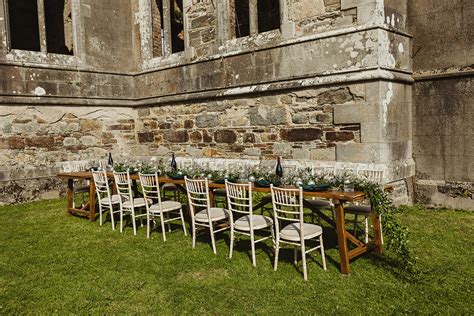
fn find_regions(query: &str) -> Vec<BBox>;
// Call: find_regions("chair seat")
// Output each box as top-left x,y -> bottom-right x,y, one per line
306,199 -> 332,208
213,188 -> 227,196
234,215 -> 273,231
123,198 -> 150,208
149,200 -> 182,213
162,183 -> 178,190
345,205 -> 371,215
195,207 -> 228,223
280,223 -> 323,241
100,194 -> 121,205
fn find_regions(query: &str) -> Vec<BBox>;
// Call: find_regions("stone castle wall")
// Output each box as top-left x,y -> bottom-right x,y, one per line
409,0 -> 474,209
0,0 -> 427,207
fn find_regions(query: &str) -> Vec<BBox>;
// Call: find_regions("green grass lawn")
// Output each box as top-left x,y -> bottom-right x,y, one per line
0,199 -> 473,314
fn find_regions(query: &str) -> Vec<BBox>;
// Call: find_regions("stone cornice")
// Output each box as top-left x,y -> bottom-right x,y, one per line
1,67 -> 413,106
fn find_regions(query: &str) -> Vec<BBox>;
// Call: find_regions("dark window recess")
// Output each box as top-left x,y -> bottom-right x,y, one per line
170,0 -> 184,53
7,0 -> 41,51
234,0 -> 250,38
257,0 -> 280,33
44,0 -> 74,55
151,0 -> 165,57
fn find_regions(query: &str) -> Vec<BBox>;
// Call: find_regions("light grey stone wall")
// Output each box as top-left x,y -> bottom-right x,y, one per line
409,0 -> 474,209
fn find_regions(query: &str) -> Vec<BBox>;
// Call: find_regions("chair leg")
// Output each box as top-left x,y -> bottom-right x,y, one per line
379,214 -> 384,245
229,226 -> 234,259
192,221 -> 197,249
120,209 -> 124,233
209,223 -> 217,254
131,210 -> 137,236
274,241 -> 280,271
365,216 -> 369,244
250,232 -> 256,267
160,213 -> 167,242
146,213 -> 151,239
179,208 -> 187,236
320,235 -> 327,271
99,204 -> 103,226
301,241 -> 308,281
293,246 -> 298,265
110,208 -> 116,230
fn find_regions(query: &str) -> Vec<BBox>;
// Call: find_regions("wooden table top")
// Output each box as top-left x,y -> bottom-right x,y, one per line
57,171 -> 365,202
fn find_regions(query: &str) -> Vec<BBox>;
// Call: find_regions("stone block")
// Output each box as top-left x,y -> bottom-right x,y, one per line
25,136 -> 55,148
249,106 -> 288,126
0,136 -> 25,149
214,130 -> 237,144
79,136 -> 97,146
292,148 -> 310,160
196,113 -> 219,128
310,147 -> 336,161
292,113 -> 309,124
325,131 -> 354,142
63,137 -> 78,147
189,131 -> 202,143
336,142 -> 390,163
164,131 -> 189,143
280,128 -> 323,142
243,133 -> 256,143
137,132 -> 154,143
243,147 -> 261,156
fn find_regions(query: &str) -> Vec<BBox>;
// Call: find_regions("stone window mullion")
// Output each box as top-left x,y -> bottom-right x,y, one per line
249,0 -> 258,35
162,0 -> 172,57
37,0 -> 47,52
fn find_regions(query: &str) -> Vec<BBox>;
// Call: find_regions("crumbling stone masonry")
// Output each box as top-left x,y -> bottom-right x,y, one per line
0,0 -> 472,209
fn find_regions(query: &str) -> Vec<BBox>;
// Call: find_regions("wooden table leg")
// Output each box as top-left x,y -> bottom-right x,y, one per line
67,178 -> 74,216
89,180 -> 96,222
371,207 -> 383,254
334,200 -> 350,275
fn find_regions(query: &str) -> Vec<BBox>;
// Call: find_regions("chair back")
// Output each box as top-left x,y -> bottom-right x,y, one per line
184,177 -> 210,218
92,170 -> 113,205
139,172 -> 162,210
113,170 -> 134,208
225,181 -> 252,217
271,185 -> 305,238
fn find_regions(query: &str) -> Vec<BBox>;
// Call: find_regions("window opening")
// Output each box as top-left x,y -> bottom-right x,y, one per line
44,0 -> 74,55
170,0 -> 184,53
7,0 -> 41,51
233,0 -> 250,38
257,0 -> 280,33
151,0 -> 165,57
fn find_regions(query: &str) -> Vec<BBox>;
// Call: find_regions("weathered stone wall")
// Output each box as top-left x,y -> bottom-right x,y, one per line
409,0 -> 474,209
0,0 -> 417,206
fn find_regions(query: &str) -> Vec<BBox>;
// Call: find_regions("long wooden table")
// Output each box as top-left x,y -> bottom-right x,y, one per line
57,171 -> 383,275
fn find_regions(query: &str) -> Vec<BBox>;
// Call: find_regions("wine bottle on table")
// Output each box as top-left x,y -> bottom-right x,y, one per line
171,153 -> 177,172
108,152 -> 114,169
275,156 -> 283,179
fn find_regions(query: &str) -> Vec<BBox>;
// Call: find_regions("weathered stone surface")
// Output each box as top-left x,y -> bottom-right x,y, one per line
159,122 -> 172,129
214,130 -> 237,144
189,131 -> 202,143
137,132 -> 154,143
292,113 -> 309,124
325,131 -> 354,142
280,128 -> 323,142
249,106 -> 287,126
196,113 -> 219,128
25,136 -> 55,148
243,133 -> 256,143
317,87 -> 355,105
0,137 -> 25,149
184,120 -> 194,129
164,130 -> 188,143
